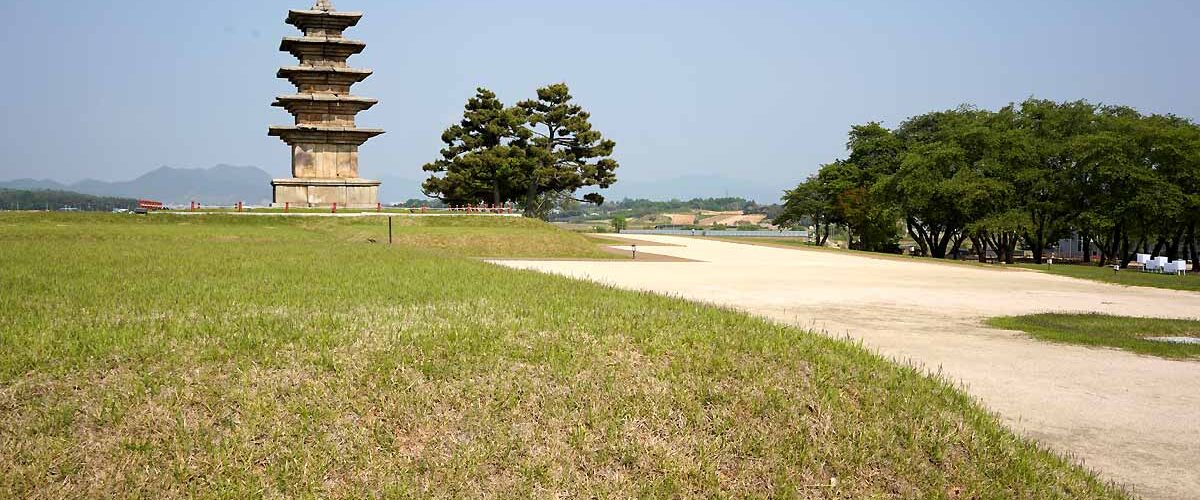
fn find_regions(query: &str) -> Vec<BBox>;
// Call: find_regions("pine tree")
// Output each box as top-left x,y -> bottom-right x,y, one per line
516,83 -> 619,218
422,88 -> 531,206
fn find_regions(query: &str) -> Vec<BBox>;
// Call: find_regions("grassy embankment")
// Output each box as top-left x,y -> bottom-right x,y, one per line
0,213 -> 1123,497
988,314 -> 1200,359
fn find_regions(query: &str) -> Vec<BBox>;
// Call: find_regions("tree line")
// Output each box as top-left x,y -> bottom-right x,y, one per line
777,98 -> 1200,270
421,83 -> 619,219
0,189 -> 139,212
555,197 -> 778,221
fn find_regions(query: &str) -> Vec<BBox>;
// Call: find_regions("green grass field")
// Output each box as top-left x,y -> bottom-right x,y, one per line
0,214 -> 1124,497
988,314 -> 1200,359
1017,263 -> 1200,293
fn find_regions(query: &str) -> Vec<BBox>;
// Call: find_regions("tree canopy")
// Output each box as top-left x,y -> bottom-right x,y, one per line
517,83 -> 619,217
421,84 -> 619,219
421,88 -> 532,206
780,98 -> 1200,269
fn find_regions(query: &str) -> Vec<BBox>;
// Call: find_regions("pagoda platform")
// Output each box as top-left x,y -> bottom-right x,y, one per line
271,178 -> 380,209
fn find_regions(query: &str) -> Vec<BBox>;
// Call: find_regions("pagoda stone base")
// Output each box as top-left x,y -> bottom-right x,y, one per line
272,178 -> 380,208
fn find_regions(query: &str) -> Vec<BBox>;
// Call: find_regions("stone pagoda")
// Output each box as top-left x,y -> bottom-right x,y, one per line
269,0 -> 383,208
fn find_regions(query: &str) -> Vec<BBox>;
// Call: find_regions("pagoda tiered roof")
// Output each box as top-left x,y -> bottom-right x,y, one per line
285,9 -> 363,32
269,0 -> 383,176
279,36 -> 366,62
272,94 -> 379,119
269,125 -> 384,146
276,66 -> 374,94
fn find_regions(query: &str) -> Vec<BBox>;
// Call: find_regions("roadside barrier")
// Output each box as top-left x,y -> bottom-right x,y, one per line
172,201 -> 518,215
446,203 -> 516,214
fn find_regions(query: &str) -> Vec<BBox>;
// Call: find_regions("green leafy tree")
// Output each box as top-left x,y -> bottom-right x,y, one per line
1075,108 -> 1184,265
1009,99 -> 1099,263
884,107 -> 996,258
776,175 -> 834,245
422,88 -> 532,206
832,123 -> 903,252
611,215 -> 628,232
786,97 -> 1200,268
517,83 -> 619,218
1137,114 -> 1200,265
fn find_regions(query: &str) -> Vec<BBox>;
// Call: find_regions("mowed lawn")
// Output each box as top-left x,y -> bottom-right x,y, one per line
989,313 -> 1200,359
1017,263 -> 1200,293
0,214 -> 1123,498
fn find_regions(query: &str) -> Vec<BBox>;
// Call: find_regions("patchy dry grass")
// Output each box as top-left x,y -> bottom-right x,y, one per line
988,313 -> 1200,359
0,213 -> 1125,497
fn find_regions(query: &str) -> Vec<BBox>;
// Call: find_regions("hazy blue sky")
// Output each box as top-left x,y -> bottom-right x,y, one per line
1,0 -> 1197,196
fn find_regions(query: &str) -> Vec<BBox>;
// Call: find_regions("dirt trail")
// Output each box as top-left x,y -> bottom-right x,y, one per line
496,235 -> 1200,500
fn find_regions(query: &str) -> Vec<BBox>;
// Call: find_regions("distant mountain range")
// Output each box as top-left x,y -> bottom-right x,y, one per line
0,165 -> 273,206
0,167 -> 787,206
0,165 -> 426,206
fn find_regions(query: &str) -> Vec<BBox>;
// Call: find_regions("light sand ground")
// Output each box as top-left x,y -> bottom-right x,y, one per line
496,235 -> 1200,500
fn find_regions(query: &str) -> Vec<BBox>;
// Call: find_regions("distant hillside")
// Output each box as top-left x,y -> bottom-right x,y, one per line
601,174 -> 788,204
0,165 -> 272,206
0,188 -> 139,211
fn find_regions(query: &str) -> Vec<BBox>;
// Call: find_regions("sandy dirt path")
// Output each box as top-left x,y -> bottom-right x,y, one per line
496,235 -> 1200,499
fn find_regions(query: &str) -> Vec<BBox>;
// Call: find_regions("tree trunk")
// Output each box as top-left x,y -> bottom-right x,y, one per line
525,124 -> 558,218
523,178 -> 539,217
930,226 -> 952,259
1099,225 -> 1120,267
1189,221 -> 1198,274
492,179 -> 501,207
949,232 -> 967,260
1022,214 -> 1050,264
1120,228 -> 1135,267
1151,238 -> 1167,259
907,217 -> 931,257
1167,229 -> 1185,260
987,233 -> 1014,264
1029,220 -> 1046,264
972,234 -> 988,263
